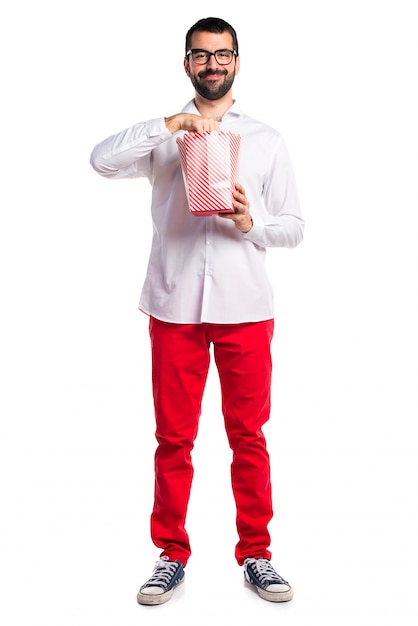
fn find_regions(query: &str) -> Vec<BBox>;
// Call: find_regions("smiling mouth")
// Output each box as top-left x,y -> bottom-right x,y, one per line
199,71 -> 227,79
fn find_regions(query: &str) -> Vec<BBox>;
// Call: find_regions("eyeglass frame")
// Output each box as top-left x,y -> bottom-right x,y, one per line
186,48 -> 238,65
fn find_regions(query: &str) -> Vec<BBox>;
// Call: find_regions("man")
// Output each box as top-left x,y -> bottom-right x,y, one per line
90,17 -> 304,605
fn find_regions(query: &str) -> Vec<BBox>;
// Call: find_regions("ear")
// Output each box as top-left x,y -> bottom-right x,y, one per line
184,57 -> 191,77
234,55 -> 240,76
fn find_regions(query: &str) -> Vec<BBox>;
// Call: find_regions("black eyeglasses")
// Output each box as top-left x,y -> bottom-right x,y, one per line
186,48 -> 237,65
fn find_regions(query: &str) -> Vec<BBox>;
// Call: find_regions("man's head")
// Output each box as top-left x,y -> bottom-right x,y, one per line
185,17 -> 239,56
184,17 -> 240,101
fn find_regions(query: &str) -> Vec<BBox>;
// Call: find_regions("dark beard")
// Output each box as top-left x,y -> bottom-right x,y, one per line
190,70 -> 235,101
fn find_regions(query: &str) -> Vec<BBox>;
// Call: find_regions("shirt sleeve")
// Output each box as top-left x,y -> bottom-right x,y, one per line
243,135 -> 305,249
89,117 -> 172,179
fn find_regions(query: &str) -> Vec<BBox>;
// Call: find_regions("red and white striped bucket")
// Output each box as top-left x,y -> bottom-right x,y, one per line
177,131 -> 241,215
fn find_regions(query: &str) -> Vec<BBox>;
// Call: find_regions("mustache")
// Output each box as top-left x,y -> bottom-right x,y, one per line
198,69 -> 227,78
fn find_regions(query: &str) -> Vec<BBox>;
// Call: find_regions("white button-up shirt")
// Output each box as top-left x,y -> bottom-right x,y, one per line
90,100 -> 304,324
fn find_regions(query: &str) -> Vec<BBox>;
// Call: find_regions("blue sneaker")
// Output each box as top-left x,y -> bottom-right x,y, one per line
137,556 -> 185,605
244,558 -> 293,602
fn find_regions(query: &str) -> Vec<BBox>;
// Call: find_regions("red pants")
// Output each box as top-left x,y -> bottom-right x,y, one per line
149,316 -> 275,566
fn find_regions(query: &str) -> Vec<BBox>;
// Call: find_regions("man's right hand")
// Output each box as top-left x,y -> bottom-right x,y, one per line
165,113 -> 220,134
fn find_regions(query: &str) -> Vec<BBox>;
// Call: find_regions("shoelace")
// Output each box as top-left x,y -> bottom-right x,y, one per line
145,558 -> 179,587
248,559 -> 288,585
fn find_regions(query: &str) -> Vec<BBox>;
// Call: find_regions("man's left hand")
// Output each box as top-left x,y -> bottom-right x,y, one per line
219,183 -> 253,233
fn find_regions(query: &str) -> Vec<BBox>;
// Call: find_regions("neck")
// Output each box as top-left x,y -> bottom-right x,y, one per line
193,94 -> 234,122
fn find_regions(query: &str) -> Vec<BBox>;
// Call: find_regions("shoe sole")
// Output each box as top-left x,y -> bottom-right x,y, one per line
256,585 -> 294,603
245,578 -> 294,603
137,576 -> 185,606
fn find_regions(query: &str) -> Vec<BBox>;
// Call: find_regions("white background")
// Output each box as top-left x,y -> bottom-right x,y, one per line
1,1 -> 417,624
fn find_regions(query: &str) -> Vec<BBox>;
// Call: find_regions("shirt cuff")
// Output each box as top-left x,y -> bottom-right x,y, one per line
243,214 -> 265,246
147,117 -> 172,139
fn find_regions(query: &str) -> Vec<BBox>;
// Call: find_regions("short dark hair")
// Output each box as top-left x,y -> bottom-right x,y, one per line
185,17 -> 239,56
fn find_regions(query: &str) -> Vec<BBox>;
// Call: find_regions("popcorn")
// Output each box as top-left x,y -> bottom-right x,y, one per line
177,130 -> 241,215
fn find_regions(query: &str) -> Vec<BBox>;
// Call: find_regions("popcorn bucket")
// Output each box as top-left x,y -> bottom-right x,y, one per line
176,130 -> 241,215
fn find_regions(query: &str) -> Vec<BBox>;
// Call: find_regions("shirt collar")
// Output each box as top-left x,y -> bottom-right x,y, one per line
182,99 -> 244,121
